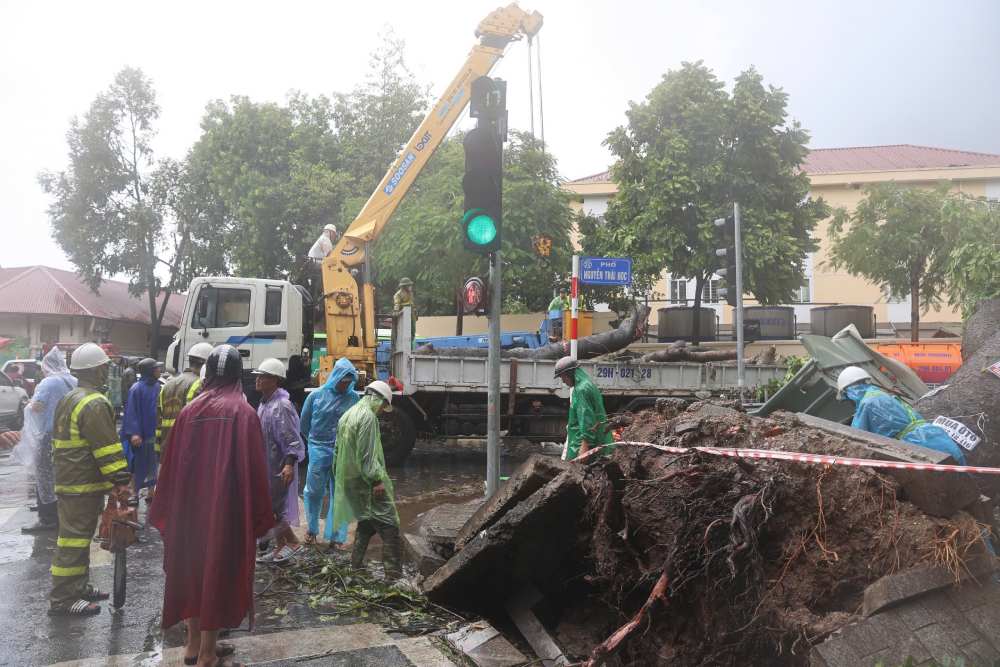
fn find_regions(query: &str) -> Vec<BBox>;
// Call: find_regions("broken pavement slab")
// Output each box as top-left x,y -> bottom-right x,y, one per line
505,585 -> 571,667
403,531 -> 447,577
781,411 -> 981,516
454,454 -> 570,550
423,470 -> 585,611
862,553 -> 999,617
446,621 -> 528,667
418,498 -> 483,554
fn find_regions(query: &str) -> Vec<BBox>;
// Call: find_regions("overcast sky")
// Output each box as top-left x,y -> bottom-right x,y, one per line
2,0 -> 998,272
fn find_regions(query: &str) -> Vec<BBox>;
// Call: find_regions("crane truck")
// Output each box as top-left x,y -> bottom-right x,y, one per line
166,4 -> 788,463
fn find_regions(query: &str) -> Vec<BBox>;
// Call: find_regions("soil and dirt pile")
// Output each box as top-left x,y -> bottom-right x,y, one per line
549,403 -> 989,665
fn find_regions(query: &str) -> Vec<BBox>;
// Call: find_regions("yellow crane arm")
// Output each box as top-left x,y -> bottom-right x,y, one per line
320,3 -> 542,378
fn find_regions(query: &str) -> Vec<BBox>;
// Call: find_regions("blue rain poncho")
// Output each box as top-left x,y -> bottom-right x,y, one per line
844,383 -> 966,464
300,357 -> 360,541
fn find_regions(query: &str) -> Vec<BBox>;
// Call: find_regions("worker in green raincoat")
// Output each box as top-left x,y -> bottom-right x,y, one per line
332,380 -> 403,579
555,356 -> 615,461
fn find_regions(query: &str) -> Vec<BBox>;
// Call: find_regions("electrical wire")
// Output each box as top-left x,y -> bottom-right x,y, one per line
536,34 -> 546,151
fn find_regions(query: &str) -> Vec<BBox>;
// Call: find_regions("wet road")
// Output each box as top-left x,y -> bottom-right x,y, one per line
0,439 -> 536,666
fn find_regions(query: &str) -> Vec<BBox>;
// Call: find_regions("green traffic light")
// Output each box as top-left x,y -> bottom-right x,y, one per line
464,209 -> 498,246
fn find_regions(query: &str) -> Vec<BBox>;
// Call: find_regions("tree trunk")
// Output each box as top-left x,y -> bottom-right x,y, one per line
641,345 -> 737,363
146,283 -> 161,358
691,274 -> 705,344
909,267 -> 920,342
455,284 -> 464,336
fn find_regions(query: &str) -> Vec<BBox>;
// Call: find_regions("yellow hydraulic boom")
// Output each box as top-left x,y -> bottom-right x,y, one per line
319,4 -> 543,379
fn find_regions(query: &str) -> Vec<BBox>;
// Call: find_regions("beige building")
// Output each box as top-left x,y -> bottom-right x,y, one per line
563,145 -> 1000,337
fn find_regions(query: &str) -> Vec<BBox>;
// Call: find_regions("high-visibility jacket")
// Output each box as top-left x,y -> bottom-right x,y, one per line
157,370 -> 202,453
52,387 -> 131,495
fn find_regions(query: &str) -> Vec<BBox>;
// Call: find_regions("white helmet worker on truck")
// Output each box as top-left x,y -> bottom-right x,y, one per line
836,365 -> 966,464
157,342 -> 213,456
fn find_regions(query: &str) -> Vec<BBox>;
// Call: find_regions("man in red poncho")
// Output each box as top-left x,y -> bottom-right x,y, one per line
150,345 -> 273,667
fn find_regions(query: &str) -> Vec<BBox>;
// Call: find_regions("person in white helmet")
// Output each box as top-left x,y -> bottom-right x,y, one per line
332,380 -> 403,579
252,358 -> 305,564
49,343 -> 132,615
837,365 -> 966,464
308,224 -> 340,261
157,342 -> 212,458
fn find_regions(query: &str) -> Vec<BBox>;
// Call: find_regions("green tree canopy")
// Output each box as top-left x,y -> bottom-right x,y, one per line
827,182 -> 958,341
582,61 -> 828,339
39,67 -> 183,355
944,199 -> 1000,316
373,132 -> 573,316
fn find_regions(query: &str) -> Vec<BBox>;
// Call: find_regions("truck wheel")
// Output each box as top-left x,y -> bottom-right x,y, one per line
380,408 -> 416,466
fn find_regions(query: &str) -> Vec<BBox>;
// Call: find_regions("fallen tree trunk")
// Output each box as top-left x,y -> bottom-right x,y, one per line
420,306 -> 651,361
962,297 -> 1000,361
641,346 -> 737,363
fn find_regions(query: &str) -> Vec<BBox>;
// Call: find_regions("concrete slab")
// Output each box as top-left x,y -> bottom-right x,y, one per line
403,532 -> 447,577
423,471 -> 585,611
863,554 -> 998,616
418,500 -> 483,551
454,455 -> 569,550
505,586 -> 569,667
446,621 -> 527,667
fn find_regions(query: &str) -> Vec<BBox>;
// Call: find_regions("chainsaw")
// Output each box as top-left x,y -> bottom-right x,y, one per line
98,487 -> 140,609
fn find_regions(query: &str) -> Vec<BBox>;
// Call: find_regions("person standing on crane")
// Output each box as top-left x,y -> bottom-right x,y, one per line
554,356 -> 615,462
49,342 -> 131,616
393,278 -> 418,345
121,357 -> 161,505
308,224 -> 340,261
157,342 -> 211,456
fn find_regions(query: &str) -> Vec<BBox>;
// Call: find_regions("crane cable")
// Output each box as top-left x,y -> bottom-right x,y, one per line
536,34 -> 546,151
527,36 -> 536,137
527,35 -> 547,153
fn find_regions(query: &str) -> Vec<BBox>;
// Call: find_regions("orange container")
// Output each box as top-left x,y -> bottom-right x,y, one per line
872,342 -> 962,384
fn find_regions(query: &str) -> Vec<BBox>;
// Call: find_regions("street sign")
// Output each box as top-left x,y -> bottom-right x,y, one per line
579,256 -> 632,286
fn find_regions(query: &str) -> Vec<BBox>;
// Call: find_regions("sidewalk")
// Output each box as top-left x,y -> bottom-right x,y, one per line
46,624 -> 455,666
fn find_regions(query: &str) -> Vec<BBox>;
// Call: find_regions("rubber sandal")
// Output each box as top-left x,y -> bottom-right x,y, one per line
48,599 -> 101,616
83,586 -> 110,602
184,642 -> 236,665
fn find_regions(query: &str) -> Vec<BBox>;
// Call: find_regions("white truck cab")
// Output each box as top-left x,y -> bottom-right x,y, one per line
166,277 -> 313,398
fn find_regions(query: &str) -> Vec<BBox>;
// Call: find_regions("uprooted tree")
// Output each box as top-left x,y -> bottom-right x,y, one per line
581,61 -> 828,342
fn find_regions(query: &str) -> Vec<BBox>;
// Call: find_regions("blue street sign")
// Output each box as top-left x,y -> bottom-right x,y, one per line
580,256 -> 632,286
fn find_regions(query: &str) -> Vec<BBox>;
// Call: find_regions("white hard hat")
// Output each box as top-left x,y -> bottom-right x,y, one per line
365,380 -> 394,411
324,224 -> 338,233
188,342 -> 214,362
836,366 -> 872,398
252,357 -> 286,379
70,342 -> 110,371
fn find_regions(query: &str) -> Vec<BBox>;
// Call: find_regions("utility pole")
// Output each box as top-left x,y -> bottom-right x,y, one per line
487,249 -> 502,496
734,202 -> 745,400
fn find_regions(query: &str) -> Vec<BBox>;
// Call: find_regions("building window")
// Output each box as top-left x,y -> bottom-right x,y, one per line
669,279 -> 687,304
790,279 -> 811,304
39,324 -> 60,344
701,279 -> 720,304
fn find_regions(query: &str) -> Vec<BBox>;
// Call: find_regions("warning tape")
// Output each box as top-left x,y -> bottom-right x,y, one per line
613,440 -> 1000,476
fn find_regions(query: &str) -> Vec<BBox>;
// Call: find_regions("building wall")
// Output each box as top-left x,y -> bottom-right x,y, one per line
0,313 -> 176,358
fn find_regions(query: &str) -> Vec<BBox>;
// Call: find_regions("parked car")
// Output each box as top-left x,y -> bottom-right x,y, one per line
1,359 -> 42,397
0,370 -> 29,430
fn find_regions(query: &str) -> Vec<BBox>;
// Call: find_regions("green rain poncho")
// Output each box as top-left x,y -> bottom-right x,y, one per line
332,395 -> 399,527
565,367 -> 615,461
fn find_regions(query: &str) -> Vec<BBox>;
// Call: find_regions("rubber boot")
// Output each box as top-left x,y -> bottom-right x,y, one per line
22,501 -> 58,533
380,525 -> 403,580
351,521 -> 375,570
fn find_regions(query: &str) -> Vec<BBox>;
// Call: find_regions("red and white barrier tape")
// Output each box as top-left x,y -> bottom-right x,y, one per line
613,441 -> 1000,476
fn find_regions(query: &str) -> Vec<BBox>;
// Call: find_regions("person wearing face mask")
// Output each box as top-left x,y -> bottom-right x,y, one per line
300,357 -> 360,549
332,380 -> 403,580
48,343 -> 131,616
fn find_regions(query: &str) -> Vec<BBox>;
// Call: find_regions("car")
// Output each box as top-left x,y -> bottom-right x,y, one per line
0,370 -> 29,431
1,359 -> 42,398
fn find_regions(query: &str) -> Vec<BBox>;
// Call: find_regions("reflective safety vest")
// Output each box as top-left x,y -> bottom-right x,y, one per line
52,387 -> 130,495
157,371 -> 202,453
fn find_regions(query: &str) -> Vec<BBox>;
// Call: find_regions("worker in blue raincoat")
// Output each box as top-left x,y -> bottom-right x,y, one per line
837,366 -> 966,464
300,357 -> 360,548
121,357 -> 161,504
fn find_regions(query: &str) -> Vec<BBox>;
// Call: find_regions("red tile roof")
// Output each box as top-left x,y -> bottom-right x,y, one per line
0,266 -> 184,328
568,145 -> 1000,183
803,144 -> 1000,174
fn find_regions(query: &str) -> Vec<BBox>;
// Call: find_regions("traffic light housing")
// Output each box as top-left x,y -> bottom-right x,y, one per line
461,77 -> 505,255
462,276 -> 488,315
713,216 -> 738,307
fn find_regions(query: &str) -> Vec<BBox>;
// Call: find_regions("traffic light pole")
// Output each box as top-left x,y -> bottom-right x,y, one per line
734,202 -> 745,400
486,249 -> 502,497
